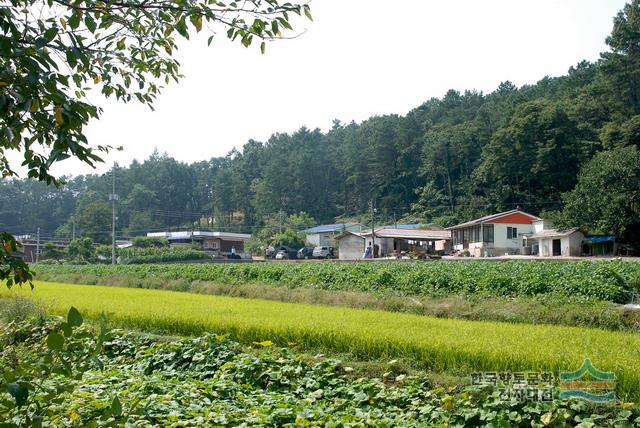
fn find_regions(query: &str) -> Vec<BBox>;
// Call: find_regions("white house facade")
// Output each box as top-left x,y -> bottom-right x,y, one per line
304,223 -> 362,247
335,232 -> 366,260
526,227 -> 584,257
448,210 -> 542,257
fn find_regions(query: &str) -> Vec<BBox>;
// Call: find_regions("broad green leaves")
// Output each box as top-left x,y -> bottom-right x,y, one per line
1,306 -> 107,424
0,232 -> 33,288
111,396 -> 122,417
46,331 -> 64,350
2,311 -> 640,426
68,306 -> 83,327
6,383 -> 28,407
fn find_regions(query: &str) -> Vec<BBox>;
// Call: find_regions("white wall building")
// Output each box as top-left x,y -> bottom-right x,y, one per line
526,228 -> 584,257
304,223 -> 362,247
335,232 -> 366,260
448,210 -> 542,257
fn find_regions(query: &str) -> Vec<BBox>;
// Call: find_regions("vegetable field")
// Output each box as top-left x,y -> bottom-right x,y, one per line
3,282 -> 640,400
33,260 -> 640,302
3,312 -> 638,427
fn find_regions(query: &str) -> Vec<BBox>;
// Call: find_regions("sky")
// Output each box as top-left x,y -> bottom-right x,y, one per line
45,0 -> 629,176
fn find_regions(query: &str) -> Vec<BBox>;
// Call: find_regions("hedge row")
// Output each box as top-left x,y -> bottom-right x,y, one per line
32,260 -> 640,302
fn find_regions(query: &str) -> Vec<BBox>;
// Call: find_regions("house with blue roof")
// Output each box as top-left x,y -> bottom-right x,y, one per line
377,223 -> 444,230
303,223 -> 362,247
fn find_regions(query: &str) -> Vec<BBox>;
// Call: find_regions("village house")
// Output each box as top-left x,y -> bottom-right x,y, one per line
335,227 -> 451,260
303,223 -> 362,247
447,209 -> 542,257
16,238 -> 68,263
525,220 -> 584,257
147,231 -> 251,257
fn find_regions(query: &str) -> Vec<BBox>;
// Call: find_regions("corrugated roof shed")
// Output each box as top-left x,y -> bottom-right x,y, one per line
527,228 -> 582,239
361,228 -> 451,241
584,235 -> 616,243
304,223 -> 360,233
377,223 -> 442,230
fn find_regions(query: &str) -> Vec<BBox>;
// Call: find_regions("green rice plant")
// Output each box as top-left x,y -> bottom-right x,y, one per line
3,281 -> 640,400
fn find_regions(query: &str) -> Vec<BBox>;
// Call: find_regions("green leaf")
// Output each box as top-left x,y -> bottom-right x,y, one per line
43,27 -> 58,43
46,331 -> 65,351
175,17 -> 189,39
303,5 -> 313,21
111,396 -> 122,417
260,41 -> 266,54
6,383 -> 28,407
85,15 -> 97,33
253,340 -> 273,347
68,13 -> 80,30
92,357 -> 104,371
60,322 -> 73,337
67,306 -> 83,327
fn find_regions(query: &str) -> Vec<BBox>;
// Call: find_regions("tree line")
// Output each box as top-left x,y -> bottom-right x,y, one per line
2,1 -> 640,248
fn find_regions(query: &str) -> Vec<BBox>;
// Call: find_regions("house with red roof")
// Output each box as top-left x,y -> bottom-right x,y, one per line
447,209 -> 542,257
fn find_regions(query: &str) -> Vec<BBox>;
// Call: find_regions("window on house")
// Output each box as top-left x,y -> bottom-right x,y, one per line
483,224 -> 494,243
507,227 -> 518,239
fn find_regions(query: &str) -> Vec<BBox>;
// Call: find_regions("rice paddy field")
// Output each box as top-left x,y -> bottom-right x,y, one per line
3,281 -> 640,401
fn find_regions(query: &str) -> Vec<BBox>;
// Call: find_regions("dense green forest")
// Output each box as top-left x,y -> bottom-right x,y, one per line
2,1 -> 640,246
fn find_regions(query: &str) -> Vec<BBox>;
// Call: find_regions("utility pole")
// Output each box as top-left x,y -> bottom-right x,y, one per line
370,199 -> 375,258
109,163 -> 119,265
35,227 -> 40,263
71,216 -> 76,240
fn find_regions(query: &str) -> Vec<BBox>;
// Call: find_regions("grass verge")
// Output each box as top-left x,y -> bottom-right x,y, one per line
2,281 -> 640,400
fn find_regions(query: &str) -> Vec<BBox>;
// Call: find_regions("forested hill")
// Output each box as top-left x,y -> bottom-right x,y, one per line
2,1 -> 640,245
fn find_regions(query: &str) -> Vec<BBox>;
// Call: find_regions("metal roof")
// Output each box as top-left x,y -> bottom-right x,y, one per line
361,228 -> 451,241
584,235 -> 617,244
147,231 -> 252,240
447,209 -> 542,229
303,223 -> 361,234
377,223 -> 443,230
527,228 -> 582,240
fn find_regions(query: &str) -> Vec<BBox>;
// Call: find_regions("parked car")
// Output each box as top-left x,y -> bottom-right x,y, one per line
274,246 -> 298,260
265,246 -> 276,258
313,246 -> 336,259
297,247 -> 314,259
